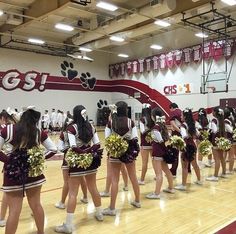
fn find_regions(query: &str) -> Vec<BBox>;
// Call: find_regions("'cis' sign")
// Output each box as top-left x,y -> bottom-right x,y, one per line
163,83 -> 193,95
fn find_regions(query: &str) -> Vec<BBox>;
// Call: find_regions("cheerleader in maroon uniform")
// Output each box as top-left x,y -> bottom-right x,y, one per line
138,103 -> 154,185
169,103 -> 182,177
175,108 -> 201,191
0,107 -> 57,234
206,107 -> 227,181
55,118 -> 88,210
195,108 -> 213,168
0,110 -> 16,227
55,105 -> 103,234
224,107 -> 234,174
103,101 -> 140,216
146,107 -> 175,199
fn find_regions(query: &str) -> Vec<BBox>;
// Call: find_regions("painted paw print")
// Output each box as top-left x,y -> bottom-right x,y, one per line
61,61 -> 78,80
97,99 -> 108,109
80,72 -> 97,90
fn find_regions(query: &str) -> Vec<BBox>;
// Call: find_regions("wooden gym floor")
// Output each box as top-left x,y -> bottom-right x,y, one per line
0,131 -> 236,234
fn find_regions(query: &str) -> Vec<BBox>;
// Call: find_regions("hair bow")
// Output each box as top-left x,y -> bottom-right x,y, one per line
81,109 -> 87,121
156,116 -> 166,123
198,110 -> 205,115
26,106 -> 36,111
142,103 -> 151,109
109,104 -> 117,114
183,108 -> 192,113
218,108 -> 224,115
6,107 -> 16,116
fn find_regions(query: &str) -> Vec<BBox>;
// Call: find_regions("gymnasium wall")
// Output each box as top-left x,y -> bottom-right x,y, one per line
0,48 -> 111,123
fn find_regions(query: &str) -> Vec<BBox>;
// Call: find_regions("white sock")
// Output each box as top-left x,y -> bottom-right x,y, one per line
95,206 -> 102,213
65,213 -> 74,226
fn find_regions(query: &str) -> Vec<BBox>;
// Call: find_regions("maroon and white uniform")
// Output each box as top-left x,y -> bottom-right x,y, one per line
126,62 -> 133,76
0,124 -> 57,192
151,125 -> 166,160
169,109 -> 182,136
58,131 -> 70,170
224,118 -> 233,142
159,54 -> 167,69
152,56 -> 159,70
120,63 -> 126,76
132,61 -> 138,74
109,65 -> 114,79
105,118 -> 138,163
202,42 -> 213,60
213,40 -> 224,61
139,117 -> 152,150
114,64 -> 120,77
67,124 -> 100,176
138,59 -> 145,73
225,39 -> 234,60
209,118 -> 221,147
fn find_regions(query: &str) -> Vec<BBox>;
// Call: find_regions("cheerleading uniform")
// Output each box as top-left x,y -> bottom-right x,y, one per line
180,123 -> 197,161
151,125 -> 166,161
169,108 -> 182,175
209,118 -> 221,148
105,117 -> 139,163
67,124 -> 101,177
139,117 -> 152,150
0,124 -> 57,192
224,118 -> 233,143
58,131 -> 70,170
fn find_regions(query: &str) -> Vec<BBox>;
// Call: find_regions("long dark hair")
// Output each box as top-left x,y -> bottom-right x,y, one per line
213,107 -> 225,137
198,108 -> 208,128
183,108 -> 196,137
151,107 -> 169,142
0,110 -> 16,124
224,107 -> 235,128
141,106 -> 155,129
111,101 -> 128,133
14,109 -> 41,149
73,105 -> 93,143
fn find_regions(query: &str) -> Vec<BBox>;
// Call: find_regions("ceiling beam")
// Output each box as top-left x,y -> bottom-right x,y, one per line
0,0 -> 71,32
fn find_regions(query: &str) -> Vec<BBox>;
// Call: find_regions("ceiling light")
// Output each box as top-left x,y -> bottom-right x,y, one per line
195,32 -> 208,38
118,54 -> 129,58
28,38 -> 45,44
154,20 -> 171,27
67,53 -> 94,61
55,23 -> 74,31
110,36 -> 124,42
79,47 -> 92,52
0,10 -> 3,16
150,44 -> 163,50
96,1 -> 118,11
221,0 -> 236,6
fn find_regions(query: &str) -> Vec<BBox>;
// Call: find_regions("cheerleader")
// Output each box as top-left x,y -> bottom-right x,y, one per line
175,108 -> 201,191
224,107 -> 235,174
169,103 -> 182,177
0,110 -> 16,227
206,107 -> 227,181
146,107 -> 175,199
138,103 -> 155,185
55,105 -> 103,234
102,101 -> 140,216
195,108 -> 213,168
55,118 -> 88,210
0,107 -> 57,234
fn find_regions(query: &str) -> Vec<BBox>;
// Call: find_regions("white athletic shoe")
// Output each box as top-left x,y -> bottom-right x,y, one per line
80,197 -> 88,204
102,207 -> 116,216
206,176 -> 219,182
0,219 -> 6,227
174,185 -> 187,191
194,180 -> 203,185
99,191 -> 110,197
220,174 -> 228,178
138,180 -> 145,185
55,202 -> 66,209
146,192 -> 161,199
163,188 -> 175,194
95,211 -> 104,221
54,223 -> 72,234
131,200 -> 141,208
